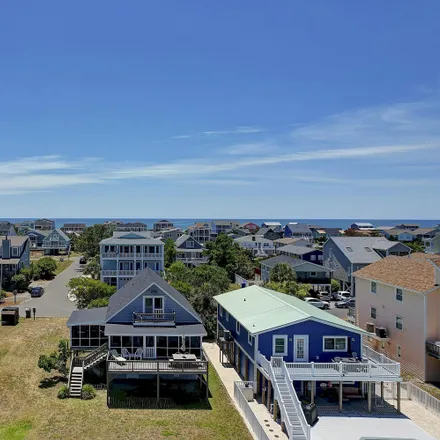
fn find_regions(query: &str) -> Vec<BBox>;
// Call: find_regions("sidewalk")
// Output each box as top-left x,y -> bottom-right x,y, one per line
203,342 -> 287,440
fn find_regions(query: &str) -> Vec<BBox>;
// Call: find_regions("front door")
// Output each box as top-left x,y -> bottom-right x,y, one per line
293,335 -> 309,362
144,336 -> 156,358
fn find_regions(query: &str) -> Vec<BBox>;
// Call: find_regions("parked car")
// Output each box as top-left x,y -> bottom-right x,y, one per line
335,298 -> 356,309
30,287 -> 44,297
332,290 -> 351,301
304,297 -> 330,310
318,291 -> 332,301
79,256 -> 87,265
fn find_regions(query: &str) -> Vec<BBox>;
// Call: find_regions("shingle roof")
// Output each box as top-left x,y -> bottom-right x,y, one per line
66,307 -> 108,326
0,235 -> 29,246
100,232 -> 161,245
273,237 -> 310,246
256,227 -> 271,236
104,323 -> 206,336
353,254 -> 440,293
234,236 -> 273,245
278,244 -> 316,255
285,223 -> 312,234
45,228 -> 70,241
215,286 -> 363,334
261,254 -> 332,272
175,234 -> 201,248
106,268 -> 201,322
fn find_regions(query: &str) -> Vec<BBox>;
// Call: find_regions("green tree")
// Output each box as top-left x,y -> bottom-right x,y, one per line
87,297 -> 110,308
75,224 -> 114,259
20,267 -> 33,282
164,238 -> 176,268
270,263 -> 297,283
165,261 -> 189,284
11,274 -> 29,292
35,257 -> 58,280
331,279 -> 340,293
405,239 -> 425,253
83,255 -> 101,279
67,277 -> 116,309
38,338 -> 71,380
187,264 -> 230,293
231,249 -> 254,280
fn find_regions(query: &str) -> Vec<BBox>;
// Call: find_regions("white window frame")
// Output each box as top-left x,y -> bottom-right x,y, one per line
236,321 -> 241,335
272,335 -> 288,356
11,247 -> 18,256
143,296 -> 164,313
226,311 -> 229,322
248,333 -> 253,345
396,288 -> 403,302
219,305 -> 223,317
323,336 -> 348,352
395,315 -> 403,331
186,240 -> 194,248
310,271 -> 317,277
371,281 -> 377,294
370,306 -> 377,319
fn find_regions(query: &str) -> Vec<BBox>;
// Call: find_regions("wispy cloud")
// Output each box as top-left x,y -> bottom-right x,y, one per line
171,135 -> 191,139
203,126 -> 263,136
223,142 -> 272,155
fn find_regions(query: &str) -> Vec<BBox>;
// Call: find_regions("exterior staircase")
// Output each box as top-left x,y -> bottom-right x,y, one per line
68,343 -> 108,398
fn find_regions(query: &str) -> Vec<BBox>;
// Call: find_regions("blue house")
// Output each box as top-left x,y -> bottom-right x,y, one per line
66,269 -> 208,404
284,223 -> 313,239
215,286 -> 402,438
278,244 -> 323,265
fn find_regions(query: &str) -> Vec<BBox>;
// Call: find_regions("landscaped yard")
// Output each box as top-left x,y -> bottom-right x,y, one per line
0,318 -> 252,440
54,259 -> 73,275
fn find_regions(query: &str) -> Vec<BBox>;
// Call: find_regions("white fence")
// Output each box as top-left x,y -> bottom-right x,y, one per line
234,381 -> 271,440
402,382 -> 440,417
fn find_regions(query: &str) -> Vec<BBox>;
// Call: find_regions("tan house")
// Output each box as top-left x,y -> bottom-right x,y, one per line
353,253 -> 440,382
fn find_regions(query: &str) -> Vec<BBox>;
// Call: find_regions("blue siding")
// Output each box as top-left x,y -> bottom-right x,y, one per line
218,309 -> 254,359
323,239 -> 351,283
257,319 -> 361,363
109,285 -> 200,324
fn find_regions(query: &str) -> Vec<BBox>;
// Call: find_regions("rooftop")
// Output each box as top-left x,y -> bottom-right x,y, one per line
0,235 -> 29,246
215,285 -> 363,334
234,235 -> 274,244
261,254 -> 332,271
354,253 -> 440,293
101,231 -> 161,245
278,244 -> 317,255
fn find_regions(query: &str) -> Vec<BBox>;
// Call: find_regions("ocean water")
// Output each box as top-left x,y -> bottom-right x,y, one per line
3,218 -> 439,230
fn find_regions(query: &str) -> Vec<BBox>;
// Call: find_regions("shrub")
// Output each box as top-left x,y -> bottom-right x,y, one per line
38,338 -> 71,379
81,384 -> 96,400
57,385 -> 70,399
11,273 -> 30,292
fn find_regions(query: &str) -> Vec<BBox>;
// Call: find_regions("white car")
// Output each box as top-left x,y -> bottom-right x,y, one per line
304,297 -> 330,310
318,291 -> 332,301
332,290 -> 351,301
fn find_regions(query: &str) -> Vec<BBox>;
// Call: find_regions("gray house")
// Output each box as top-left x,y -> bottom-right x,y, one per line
34,218 -> 55,231
278,244 -> 323,264
0,222 -> 17,236
175,234 -> 207,266
158,228 -> 183,242
256,227 -> 283,241
26,229 -> 48,249
42,228 -> 71,255
66,268 -> 208,402
261,254 -> 333,290
323,237 -> 411,293
0,236 -> 30,280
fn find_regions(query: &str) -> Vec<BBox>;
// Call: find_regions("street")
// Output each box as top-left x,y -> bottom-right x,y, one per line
327,301 -> 350,319
17,257 -> 81,318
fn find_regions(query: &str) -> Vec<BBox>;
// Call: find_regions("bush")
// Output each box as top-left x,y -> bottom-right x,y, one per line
35,257 -> 58,280
57,385 -> 70,399
81,384 -> 96,400
11,274 -> 30,292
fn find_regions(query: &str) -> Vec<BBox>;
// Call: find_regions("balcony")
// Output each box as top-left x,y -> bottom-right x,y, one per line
119,270 -> 135,276
133,311 -> 175,326
102,252 -> 163,259
426,341 -> 440,359
101,270 -> 118,276
102,252 -> 117,258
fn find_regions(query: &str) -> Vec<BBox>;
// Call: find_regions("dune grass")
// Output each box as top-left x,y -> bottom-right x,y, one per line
0,318 -> 252,440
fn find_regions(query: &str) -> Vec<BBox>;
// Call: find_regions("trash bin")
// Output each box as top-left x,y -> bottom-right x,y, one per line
25,307 -> 31,318
302,402 -> 318,426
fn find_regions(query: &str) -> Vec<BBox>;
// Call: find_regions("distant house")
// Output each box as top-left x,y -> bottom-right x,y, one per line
34,218 -> 55,231
273,237 -> 311,248
188,222 -> 212,245
260,254 -> 333,289
234,236 -> 276,257
15,221 -> 35,234
278,244 -> 323,264
256,227 -> 283,241
350,222 -> 375,231
395,223 -> 419,230
310,227 -> 344,239
115,222 -> 148,232
240,222 -> 259,233
42,229 -> 71,255
158,228 -> 183,242
235,228 -> 251,237
323,237 -> 411,292
61,223 -> 87,234
0,235 -> 30,278
153,220 -> 174,232
284,222 -> 313,239
261,221 -> 282,232
175,234 -> 207,266
26,229 -> 47,249
211,220 -> 240,235
0,221 -> 17,237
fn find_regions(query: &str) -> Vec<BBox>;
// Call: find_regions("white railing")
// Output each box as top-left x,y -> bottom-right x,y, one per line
233,381 -> 271,440
282,361 -> 310,440
101,270 -> 117,276
256,351 -> 270,374
102,252 -> 117,258
119,270 -> 135,276
144,347 -> 156,358
401,382 -> 440,416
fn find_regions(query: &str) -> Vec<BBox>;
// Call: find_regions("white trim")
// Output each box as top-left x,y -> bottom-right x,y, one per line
322,336 -> 348,352
218,321 -> 255,365
143,295 -> 164,313
370,306 -> 377,320
105,331 -> 206,337
67,321 -> 106,327
395,315 -> 403,331
236,321 -> 241,335
272,335 -> 288,356
293,335 -> 309,362
396,287 -> 403,302
219,305 -> 223,317
371,281 -> 377,294
248,333 -> 253,345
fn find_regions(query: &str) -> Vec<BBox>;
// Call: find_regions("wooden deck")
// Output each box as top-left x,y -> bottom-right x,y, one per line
107,358 -> 208,375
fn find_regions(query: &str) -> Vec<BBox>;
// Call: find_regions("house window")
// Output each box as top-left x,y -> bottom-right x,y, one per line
273,335 -> 287,356
219,305 -> 223,317
226,311 -> 229,322
371,281 -> 377,294
396,288 -> 403,302
397,345 -> 401,358
310,255 -> 316,261
310,271 -> 317,277
248,334 -> 253,345
144,296 -> 164,313
12,247 -> 18,256
323,336 -> 348,352
186,240 -> 194,248
396,316 -> 403,330
370,306 -> 377,319
236,321 -> 241,335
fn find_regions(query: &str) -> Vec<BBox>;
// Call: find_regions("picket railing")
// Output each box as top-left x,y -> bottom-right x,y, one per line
402,382 -> 440,416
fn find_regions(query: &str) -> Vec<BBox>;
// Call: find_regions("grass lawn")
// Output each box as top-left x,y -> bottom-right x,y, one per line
54,259 -> 73,275
0,318 -> 252,440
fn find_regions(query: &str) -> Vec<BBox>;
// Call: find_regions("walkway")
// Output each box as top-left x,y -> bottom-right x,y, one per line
203,342 -> 287,440
17,257 -> 80,317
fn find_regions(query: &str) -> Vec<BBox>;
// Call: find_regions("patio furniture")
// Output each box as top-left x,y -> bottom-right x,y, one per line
134,348 -> 143,360
110,349 -> 127,364
332,357 -> 341,363
170,353 -> 197,368
122,348 -> 132,359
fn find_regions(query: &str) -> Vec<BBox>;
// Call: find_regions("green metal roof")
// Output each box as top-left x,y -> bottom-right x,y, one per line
214,285 -> 365,335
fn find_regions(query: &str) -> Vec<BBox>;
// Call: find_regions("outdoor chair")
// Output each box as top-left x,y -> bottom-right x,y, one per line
134,348 -> 143,360
121,348 -> 132,359
111,349 -> 127,364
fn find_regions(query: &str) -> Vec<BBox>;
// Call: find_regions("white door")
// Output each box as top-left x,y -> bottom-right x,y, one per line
293,335 -> 309,362
144,336 -> 156,359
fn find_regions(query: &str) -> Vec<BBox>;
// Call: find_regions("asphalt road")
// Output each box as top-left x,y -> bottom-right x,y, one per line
327,301 -> 350,319
17,257 -> 81,318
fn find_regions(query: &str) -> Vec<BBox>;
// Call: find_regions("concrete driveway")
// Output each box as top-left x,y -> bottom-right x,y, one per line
17,257 -> 81,318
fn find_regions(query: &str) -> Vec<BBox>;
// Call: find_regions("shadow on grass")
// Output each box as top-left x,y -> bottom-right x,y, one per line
39,376 -> 66,389
108,396 -> 213,410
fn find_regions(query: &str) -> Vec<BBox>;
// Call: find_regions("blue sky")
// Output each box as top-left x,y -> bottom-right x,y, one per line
1,1 -> 440,219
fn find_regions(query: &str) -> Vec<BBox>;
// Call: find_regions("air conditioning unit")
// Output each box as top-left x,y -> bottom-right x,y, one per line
223,330 -> 232,341
375,326 -> 388,339
365,322 -> 375,333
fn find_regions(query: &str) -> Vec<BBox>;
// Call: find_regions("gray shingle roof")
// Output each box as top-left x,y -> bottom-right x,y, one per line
66,307 -> 108,326
175,234 -> 200,248
104,323 -> 207,336
261,254 -> 331,271
278,244 -> 316,255
105,268 -> 201,322
256,227 -> 271,236
285,223 -> 312,234
234,236 -> 274,245
100,232 -> 162,245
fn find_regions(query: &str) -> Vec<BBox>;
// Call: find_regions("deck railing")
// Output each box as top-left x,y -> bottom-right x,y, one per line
426,341 -> 440,359
133,311 -> 175,324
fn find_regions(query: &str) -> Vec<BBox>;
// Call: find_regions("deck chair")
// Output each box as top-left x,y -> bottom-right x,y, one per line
121,348 -> 132,359
134,348 -> 143,360
111,349 -> 127,364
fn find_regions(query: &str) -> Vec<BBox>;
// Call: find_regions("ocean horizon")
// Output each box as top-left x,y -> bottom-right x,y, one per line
2,218 -> 439,231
